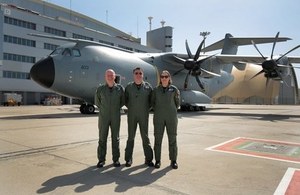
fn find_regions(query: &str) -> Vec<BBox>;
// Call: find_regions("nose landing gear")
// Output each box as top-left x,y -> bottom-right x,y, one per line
80,104 -> 95,114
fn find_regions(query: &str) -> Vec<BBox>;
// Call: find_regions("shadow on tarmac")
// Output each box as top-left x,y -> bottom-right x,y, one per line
179,111 -> 300,122
36,164 -> 171,194
1,108 -> 300,122
0,112 -> 97,120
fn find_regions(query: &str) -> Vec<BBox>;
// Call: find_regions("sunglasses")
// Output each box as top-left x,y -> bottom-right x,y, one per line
160,75 -> 169,79
134,72 -> 143,75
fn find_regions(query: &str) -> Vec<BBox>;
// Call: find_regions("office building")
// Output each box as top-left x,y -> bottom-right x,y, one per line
0,0 -> 173,105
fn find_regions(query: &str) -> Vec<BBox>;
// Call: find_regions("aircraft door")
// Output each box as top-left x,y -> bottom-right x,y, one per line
142,65 -> 159,87
79,65 -> 89,79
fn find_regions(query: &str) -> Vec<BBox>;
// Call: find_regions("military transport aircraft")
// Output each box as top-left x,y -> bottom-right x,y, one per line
29,32 -> 300,114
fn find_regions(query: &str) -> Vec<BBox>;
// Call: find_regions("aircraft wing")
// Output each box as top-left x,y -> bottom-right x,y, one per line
28,33 -> 133,53
160,53 -> 300,67
160,53 -> 188,68
216,55 -> 300,64
203,36 -> 291,53
286,56 -> 300,64
215,55 -> 264,64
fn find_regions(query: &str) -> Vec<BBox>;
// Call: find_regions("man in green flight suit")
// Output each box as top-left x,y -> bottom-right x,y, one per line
95,69 -> 125,168
124,67 -> 154,167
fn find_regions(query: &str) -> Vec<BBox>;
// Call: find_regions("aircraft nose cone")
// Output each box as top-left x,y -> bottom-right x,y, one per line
30,56 -> 55,88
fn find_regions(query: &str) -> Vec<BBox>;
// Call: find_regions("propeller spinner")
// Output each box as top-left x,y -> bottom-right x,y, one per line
173,39 -> 219,90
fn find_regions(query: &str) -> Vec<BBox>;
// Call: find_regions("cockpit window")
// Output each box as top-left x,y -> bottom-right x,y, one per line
72,49 -> 81,57
50,47 -> 63,55
49,47 -> 81,57
62,48 -> 72,56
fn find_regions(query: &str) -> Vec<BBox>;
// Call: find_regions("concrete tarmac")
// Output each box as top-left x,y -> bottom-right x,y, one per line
0,104 -> 300,195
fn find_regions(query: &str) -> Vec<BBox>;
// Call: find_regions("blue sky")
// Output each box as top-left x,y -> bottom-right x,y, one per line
46,0 -> 300,83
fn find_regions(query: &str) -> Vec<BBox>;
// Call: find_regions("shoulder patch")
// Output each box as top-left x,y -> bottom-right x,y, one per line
143,82 -> 152,90
115,84 -> 123,91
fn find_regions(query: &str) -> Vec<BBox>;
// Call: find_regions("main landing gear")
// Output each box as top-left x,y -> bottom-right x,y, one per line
180,105 -> 206,112
80,104 -> 95,114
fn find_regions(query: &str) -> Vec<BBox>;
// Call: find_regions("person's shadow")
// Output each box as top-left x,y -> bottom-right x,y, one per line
36,164 -> 171,194
114,164 -> 171,192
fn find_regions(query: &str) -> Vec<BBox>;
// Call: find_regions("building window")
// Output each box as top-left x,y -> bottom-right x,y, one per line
44,26 -> 66,37
99,40 -> 114,46
3,71 -> 30,80
4,16 -> 36,30
118,45 -> 133,51
44,43 -> 59,51
3,53 -> 35,63
4,35 -> 36,47
73,33 -> 93,41
134,49 -> 146,53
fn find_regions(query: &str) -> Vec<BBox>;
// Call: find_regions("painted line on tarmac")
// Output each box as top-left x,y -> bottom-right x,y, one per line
274,168 -> 300,195
0,139 -> 97,160
206,137 -> 300,164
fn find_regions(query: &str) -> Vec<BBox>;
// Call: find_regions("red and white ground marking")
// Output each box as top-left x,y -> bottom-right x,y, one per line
206,137 -> 300,164
274,168 -> 300,195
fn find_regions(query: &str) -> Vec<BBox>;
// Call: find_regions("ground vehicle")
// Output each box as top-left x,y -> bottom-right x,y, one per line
2,93 -> 22,106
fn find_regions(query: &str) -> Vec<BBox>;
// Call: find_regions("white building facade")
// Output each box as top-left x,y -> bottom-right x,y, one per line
0,0 -> 172,105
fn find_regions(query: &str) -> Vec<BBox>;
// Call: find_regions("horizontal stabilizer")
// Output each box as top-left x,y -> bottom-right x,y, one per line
202,34 -> 291,53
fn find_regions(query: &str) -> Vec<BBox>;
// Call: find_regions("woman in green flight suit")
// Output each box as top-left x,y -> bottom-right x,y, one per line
151,70 -> 180,169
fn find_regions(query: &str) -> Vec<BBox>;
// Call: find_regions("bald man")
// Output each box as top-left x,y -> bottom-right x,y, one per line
95,69 -> 125,168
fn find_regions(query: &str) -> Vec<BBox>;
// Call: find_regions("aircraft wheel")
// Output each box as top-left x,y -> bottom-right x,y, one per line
80,104 -> 95,114
195,106 -> 200,111
180,105 -> 187,111
85,104 -> 95,114
200,106 -> 206,111
188,105 -> 194,111
80,104 -> 86,114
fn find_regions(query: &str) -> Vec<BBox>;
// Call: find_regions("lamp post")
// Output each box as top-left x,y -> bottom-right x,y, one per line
148,16 -> 153,31
161,20 -> 165,27
200,31 -> 210,53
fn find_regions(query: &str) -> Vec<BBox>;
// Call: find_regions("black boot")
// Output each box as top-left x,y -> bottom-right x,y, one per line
154,161 -> 161,168
171,161 -> 178,169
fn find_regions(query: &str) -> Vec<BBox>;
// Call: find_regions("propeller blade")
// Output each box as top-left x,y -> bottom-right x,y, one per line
281,79 -> 289,87
194,39 -> 205,61
197,53 -> 217,64
276,45 -> 300,62
173,68 -> 185,76
250,70 -> 264,80
266,77 -> 270,87
238,61 -> 262,66
200,68 -> 221,77
251,40 -> 266,60
277,64 -> 292,68
275,69 -> 284,81
173,55 -> 186,63
185,40 -> 193,59
184,70 -> 191,89
271,32 -> 280,59
195,75 -> 205,90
